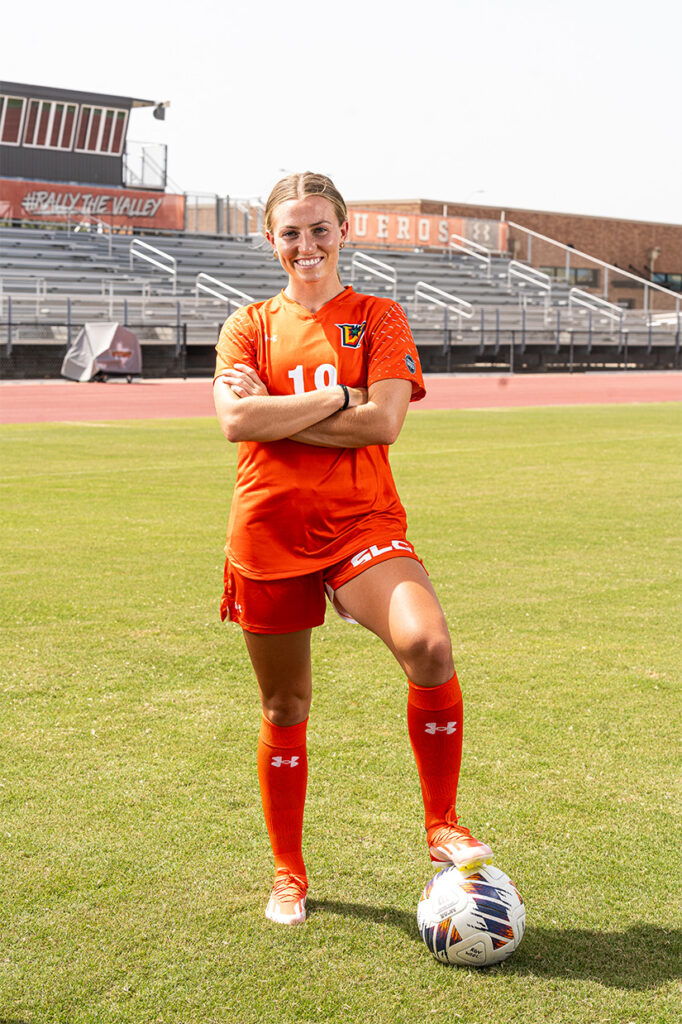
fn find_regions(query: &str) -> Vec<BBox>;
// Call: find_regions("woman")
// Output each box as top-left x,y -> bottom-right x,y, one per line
213,172 -> 492,925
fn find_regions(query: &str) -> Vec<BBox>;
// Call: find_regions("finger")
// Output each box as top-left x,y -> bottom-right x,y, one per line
233,363 -> 258,378
222,372 -> 249,388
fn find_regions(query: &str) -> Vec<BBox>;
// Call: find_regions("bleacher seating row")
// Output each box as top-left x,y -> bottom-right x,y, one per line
0,224 -> 562,307
1,225 -> 679,376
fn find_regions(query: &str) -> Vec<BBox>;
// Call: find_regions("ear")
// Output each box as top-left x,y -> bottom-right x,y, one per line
266,232 -> 279,259
339,220 -> 350,245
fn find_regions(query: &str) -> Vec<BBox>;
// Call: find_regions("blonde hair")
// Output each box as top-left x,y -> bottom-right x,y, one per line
264,172 -> 347,234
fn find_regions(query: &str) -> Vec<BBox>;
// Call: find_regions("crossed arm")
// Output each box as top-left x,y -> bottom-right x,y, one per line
213,363 -> 412,448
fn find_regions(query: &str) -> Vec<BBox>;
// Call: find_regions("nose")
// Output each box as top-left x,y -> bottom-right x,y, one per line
298,231 -> 316,254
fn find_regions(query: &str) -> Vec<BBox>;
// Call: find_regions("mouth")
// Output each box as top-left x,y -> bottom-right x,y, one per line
295,256 -> 324,268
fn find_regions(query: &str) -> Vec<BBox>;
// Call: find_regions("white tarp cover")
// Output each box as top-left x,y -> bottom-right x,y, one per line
61,322 -> 142,382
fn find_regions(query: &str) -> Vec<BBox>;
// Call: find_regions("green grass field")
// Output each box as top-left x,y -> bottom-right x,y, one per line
1,403 -> 680,1024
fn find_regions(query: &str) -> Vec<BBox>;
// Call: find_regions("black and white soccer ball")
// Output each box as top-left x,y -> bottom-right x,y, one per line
417,863 -> 525,967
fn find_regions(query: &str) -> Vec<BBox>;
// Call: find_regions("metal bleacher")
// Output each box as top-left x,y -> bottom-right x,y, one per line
1,222 -> 679,375
0,222 -> 567,319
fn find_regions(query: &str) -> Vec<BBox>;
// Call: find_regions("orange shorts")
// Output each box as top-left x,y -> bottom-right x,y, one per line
221,538 -> 424,634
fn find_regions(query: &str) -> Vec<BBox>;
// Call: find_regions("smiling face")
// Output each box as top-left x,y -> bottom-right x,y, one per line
267,194 -> 349,297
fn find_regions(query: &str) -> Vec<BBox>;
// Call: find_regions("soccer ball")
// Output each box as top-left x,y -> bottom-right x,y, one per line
417,863 -> 525,967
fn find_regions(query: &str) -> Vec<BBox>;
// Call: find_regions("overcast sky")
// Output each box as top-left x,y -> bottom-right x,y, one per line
5,0 -> 681,224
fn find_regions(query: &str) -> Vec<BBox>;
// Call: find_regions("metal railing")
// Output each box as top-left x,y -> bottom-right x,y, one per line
4,286 -> 678,340
195,273 -> 255,314
507,220 -> 681,314
129,239 -> 177,294
0,276 -> 48,321
94,280 -> 152,319
350,252 -> 397,299
507,260 -> 552,294
3,300 -> 679,373
0,273 -> 47,295
449,233 -> 492,276
123,140 -> 169,191
0,292 -> 227,325
569,287 -> 623,324
72,215 -> 115,256
414,281 -> 474,320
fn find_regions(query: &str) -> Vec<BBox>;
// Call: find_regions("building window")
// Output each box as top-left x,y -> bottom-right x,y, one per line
75,106 -> 128,155
86,107 -> 102,150
22,99 -> 79,150
111,111 -> 127,153
652,272 -> 682,293
50,103 -> 77,149
573,267 -> 599,287
541,266 -> 600,287
1,93 -> 127,153
0,95 -> 26,145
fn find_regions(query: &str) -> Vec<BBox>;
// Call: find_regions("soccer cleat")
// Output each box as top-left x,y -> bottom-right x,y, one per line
265,870 -> 308,925
427,821 -> 494,872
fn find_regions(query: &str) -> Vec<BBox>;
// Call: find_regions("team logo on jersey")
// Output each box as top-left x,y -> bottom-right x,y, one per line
337,322 -> 367,349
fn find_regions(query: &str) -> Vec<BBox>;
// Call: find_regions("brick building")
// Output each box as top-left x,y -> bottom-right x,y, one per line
347,198 -> 682,310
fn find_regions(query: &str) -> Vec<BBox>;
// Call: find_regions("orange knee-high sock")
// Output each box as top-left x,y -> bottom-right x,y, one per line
257,715 -> 308,881
407,672 -> 463,833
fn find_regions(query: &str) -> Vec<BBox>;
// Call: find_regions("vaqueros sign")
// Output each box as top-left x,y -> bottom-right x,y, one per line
348,209 -> 507,252
0,179 -> 185,230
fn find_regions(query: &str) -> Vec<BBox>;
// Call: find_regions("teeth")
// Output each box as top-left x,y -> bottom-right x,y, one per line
297,258 -> 322,267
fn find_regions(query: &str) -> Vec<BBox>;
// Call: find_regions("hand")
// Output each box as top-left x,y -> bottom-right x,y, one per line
218,363 -> 269,398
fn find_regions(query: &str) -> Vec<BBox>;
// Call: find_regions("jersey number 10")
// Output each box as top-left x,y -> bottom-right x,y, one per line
288,363 -> 338,394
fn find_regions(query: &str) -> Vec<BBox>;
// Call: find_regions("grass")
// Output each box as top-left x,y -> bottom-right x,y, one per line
1,403 -> 680,1024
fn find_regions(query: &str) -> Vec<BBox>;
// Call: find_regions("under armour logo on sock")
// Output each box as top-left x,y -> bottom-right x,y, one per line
425,722 -> 457,735
271,755 -> 300,768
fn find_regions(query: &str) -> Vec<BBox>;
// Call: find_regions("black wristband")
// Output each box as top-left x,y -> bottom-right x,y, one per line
340,384 -> 350,411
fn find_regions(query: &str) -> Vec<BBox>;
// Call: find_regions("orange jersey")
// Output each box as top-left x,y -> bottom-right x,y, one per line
214,286 -> 425,579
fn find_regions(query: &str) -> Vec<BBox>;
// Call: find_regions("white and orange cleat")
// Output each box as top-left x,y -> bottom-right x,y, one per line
265,870 -> 308,925
427,821 -> 494,872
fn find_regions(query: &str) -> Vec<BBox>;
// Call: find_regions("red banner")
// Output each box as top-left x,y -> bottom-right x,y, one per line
0,178 -> 185,230
348,209 -> 507,252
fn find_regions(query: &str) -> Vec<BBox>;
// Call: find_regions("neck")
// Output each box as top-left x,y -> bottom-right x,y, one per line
284,277 -> 345,314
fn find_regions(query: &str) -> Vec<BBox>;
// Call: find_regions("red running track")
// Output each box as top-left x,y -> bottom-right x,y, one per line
1,373 -> 680,424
